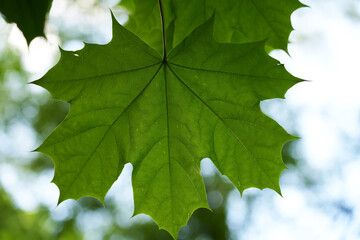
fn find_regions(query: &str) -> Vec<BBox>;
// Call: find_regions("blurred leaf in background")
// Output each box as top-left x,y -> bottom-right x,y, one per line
119,0 -> 303,53
0,0 -> 53,45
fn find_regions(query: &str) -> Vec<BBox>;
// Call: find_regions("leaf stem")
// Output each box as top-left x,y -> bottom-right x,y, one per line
158,0 -> 167,62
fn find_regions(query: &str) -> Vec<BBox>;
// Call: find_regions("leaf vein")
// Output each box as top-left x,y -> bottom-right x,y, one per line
60,63 -> 163,197
168,65 -> 276,187
45,62 -> 162,83
169,62 -> 291,82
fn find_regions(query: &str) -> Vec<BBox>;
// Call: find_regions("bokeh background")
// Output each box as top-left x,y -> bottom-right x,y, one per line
1,0 -> 360,239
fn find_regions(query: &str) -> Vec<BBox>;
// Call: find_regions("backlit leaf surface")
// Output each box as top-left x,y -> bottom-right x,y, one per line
119,0 -> 304,52
35,13 -> 301,239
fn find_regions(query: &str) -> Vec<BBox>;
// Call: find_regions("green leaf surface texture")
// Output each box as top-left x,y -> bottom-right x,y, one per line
34,5 -> 302,240
120,0 -> 304,52
0,0 -> 53,44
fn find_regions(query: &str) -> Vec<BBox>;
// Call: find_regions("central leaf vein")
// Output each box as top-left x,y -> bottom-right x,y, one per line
163,64 -> 175,221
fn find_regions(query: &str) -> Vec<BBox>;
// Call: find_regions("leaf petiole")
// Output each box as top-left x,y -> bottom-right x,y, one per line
158,0 -> 167,62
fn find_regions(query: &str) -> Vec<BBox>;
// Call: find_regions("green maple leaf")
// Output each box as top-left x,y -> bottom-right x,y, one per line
34,12 -> 301,239
120,0 -> 304,52
0,0 -> 53,45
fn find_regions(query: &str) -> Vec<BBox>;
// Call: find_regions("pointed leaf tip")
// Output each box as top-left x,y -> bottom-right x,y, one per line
110,9 -> 117,23
110,10 -> 123,36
